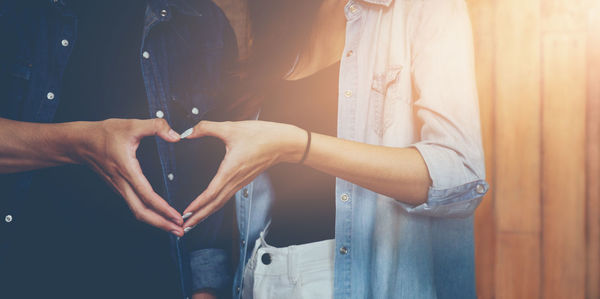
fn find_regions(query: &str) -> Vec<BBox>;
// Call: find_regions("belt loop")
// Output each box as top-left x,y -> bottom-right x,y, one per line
288,245 -> 298,283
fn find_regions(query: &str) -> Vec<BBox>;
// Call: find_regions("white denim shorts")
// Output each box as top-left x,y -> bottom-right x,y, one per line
241,230 -> 335,299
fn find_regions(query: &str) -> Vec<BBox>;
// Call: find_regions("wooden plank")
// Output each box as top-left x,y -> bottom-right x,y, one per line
541,0 -> 586,33
494,0 -> 541,297
494,0 -> 541,234
496,233 -> 541,299
466,1 -> 495,298
586,2 -> 600,298
541,33 -> 587,299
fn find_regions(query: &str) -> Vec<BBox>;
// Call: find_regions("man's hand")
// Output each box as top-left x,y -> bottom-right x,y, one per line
0,117 -> 184,235
73,118 -> 184,236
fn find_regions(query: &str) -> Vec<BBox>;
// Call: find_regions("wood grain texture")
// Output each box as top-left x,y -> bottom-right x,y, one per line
541,33 -> 587,299
466,0 -> 495,298
496,233 -> 541,299
494,0 -> 542,234
586,3 -> 600,298
541,0 -> 586,32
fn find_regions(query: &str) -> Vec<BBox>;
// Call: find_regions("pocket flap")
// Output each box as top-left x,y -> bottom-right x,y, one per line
371,65 -> 403,94
8,61 -> 32,81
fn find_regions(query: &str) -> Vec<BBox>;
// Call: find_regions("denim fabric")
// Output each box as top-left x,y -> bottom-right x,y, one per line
232,0 -> 487,298
0,0 -> 236,297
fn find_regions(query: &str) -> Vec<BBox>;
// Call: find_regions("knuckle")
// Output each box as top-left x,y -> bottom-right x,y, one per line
153,118 -> 168,129
133,209 -> 147,222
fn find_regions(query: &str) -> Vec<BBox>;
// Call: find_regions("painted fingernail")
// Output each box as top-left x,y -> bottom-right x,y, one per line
168,129 -> 180,140
182,212 -> 193,220
180,128 -> 194,139
183,225 -> 197,234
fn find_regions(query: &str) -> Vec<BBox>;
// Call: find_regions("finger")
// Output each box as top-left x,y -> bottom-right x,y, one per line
116,178 -> 184,237
181,121 -> 224,140
138,118 -> 180,142
182,160 -> 230,215
183,187 -> 235,231
123,159 -> 183,226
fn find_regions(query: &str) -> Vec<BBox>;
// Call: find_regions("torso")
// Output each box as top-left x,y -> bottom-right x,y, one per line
260,62 -> 340,247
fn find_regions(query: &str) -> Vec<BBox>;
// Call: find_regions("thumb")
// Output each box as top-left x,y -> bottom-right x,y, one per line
139,118 -> 180,142
180,121 -> 223,140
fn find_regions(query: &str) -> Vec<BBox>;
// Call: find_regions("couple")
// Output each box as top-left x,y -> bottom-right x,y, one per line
0,0 -> 487,298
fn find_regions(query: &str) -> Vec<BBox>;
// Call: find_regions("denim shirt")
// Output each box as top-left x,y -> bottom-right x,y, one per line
0,0 -> 236,297
232,0 -> 489,298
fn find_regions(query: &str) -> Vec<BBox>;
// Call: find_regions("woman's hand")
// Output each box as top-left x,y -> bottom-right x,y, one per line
73,118 -> 185,236
181,120 -> 306,230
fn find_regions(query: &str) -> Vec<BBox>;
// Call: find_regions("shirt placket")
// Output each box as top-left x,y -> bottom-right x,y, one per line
140,4 -> 191,299
334,1 -> 362,298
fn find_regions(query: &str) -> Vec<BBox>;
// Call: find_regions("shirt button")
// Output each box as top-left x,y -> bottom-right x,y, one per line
46,92 -> 55,100
61,39 -> 69,47
476,184 -> 486,194
349,5 -> 358,13
5,214 -> 13,223
191,107 -> 199,115
346,50 -> 354,57
340,193 -> 350,202
344,90 -> 353,98
167,173 -> 175,181
142,51 -> 150,59
160,9 -> 168,17
242,188 -> 249,198
155,110 -> 164,118
236,287 -> 241,294
339,246 -> 348,255
241,239 -> 246,246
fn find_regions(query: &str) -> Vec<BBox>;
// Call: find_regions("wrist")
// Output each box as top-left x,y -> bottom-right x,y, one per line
58,121 -> 100,165
277,124 -> 309,163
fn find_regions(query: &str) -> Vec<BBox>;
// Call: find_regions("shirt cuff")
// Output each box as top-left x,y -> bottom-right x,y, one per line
410,143 -> 488,217
189,248 -> 231,292
400,180 -> 488,218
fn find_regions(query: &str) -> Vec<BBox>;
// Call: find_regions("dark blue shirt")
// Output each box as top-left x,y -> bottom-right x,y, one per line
0,1 -> 237,297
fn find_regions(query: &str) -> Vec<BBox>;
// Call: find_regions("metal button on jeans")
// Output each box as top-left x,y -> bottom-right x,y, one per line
46,92 -> 55,100
261,253 -> 272,265
142,51 -> 150,59
5,214 -> 13,223
243,188 -> 249,198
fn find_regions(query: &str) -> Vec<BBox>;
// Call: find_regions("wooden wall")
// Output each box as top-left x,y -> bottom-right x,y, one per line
467,0 -> 600,297
214,0 -> 600,297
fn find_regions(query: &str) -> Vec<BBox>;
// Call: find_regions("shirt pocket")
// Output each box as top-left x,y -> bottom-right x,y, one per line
368,65 -> 406,137
1,60 -> 32,119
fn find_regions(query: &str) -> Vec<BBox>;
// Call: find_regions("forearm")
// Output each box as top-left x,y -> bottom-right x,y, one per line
0,118 -> 88,174
283,127 -> 431,205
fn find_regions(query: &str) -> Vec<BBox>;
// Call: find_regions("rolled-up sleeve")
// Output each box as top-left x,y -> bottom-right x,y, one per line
189,248 -> 231,292
406,0 -> 488,217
